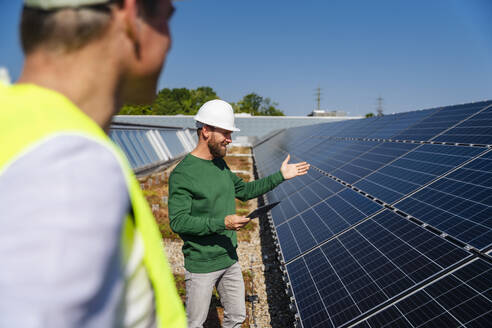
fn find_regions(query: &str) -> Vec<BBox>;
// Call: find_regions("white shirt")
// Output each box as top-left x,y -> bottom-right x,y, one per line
0,134 -> 155,328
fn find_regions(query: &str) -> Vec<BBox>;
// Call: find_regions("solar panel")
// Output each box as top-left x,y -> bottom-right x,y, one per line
289,138 -> 328,160
307,140 -> 365,172
109,126 -> 196,169
433,102 -> 492,145
395,150 -> 492,250
253,100 -> 492,327
317,120 -> 360,138
132,130 -> 159,163
119,130 -> 147,167
158,130 -> 186,157
351,258 -> 492,328
110,130 -> 139,167
286,210 -> 471,328
354,144 -> 484,204
331,142 -> 419,184
393,101 -> 492,141
277,188 -> 382,261
366,108 -> 437,139
334,116 -> 382,138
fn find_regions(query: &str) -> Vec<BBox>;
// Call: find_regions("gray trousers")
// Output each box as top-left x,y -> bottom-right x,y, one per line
185,262 -> 246,328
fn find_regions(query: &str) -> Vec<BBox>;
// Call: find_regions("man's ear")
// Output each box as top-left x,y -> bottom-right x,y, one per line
202,125 -> 212,140
121,0 -> 141,48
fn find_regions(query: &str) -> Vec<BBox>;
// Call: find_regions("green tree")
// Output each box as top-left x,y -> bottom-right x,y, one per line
119,87 -> 284,116
153,88 -> 192,115
236,93 -> 263,115
365,112 -> 375,118
260,97 -> 284,116
191,87 -> 218,110
118,104 -> 152,115
152,87 -> 218,115
236,92 -> 284,116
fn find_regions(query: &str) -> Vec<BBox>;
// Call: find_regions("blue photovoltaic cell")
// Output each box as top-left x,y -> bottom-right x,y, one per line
109,127 -> 197,169
129,130 -> 154,164
289,192 -> 312,215
333,116 -> 382,138
331,142 -> 418,184
276,188 -> 382,261
297,184 -> 324,204
158,130 -> 185,156
136,130 -> 160,163
283,169 -> 323,195
304,140 -> 357,172
287,210 -> 470,328
306,140 -> 381,174
307,175 -> 345,199
276,180 -> 300,199
366,108 -> 437,139
288,137 -> 328,159
395,150 -> 492,250
433,102 -> 492,145
254,143 -> 286,177
323,189 -> 381,225
287,257 -> 335,328
286,216 -> 318,255
276,223 -> 304,263
268,173 -> 345,226
317,120 -> 359,138
394,101 -> 491,141
273,195 -> 297,224
354,144 -> 483,204
353,259 -> 492,328
299,208 -> 337,246
119,131 -> 146,167
110,130 -> 138,168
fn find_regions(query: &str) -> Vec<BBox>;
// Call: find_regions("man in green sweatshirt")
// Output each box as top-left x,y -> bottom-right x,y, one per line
168,99 -> 310,328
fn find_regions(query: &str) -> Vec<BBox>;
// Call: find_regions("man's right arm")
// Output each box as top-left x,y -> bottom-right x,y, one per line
168,171 -> 226,236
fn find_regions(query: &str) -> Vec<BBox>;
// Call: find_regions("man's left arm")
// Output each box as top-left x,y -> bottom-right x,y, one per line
231,154 -> 310,201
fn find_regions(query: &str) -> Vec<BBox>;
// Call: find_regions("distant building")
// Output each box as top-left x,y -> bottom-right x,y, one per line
0,67 -> 11,85
308,109 -> 346,117
234,112 -> 252,117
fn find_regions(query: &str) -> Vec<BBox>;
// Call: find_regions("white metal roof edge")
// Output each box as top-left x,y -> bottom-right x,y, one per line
114,115 -> 363,120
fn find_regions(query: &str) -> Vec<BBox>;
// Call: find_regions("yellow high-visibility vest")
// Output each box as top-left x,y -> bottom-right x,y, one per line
0,84 -> 186,328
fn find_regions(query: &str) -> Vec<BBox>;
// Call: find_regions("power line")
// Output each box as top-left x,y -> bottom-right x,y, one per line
314,86 -> 322,111
376,96 -> 384,116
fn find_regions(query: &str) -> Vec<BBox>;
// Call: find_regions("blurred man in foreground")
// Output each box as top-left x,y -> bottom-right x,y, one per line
0,0 -> 186,326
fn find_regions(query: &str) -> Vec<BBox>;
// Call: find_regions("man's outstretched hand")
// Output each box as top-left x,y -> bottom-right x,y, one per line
280,154 -> 310,180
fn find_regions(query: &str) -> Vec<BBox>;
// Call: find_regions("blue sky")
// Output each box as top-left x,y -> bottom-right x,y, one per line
1,0 -> 491,116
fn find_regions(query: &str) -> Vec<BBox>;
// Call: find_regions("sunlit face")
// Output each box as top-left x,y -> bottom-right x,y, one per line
207,126 -> 233,158
121,0 -> 175,104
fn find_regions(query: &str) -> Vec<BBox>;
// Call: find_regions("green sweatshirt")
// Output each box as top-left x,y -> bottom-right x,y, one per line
168,154 -> 284,273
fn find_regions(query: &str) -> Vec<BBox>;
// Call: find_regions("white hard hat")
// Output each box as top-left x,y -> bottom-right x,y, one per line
194,99 -> 240,132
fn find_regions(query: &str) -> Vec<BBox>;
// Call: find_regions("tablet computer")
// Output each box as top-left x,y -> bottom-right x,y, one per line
246,201 -> 280,219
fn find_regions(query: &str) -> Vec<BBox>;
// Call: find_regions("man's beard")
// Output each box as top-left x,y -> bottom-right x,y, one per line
208,138 -> 227,158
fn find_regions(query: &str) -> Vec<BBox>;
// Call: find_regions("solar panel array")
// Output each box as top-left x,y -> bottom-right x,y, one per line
253,100 -> 492,328
109,125 -> 197,170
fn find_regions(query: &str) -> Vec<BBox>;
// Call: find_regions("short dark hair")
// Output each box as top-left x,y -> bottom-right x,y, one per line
20,0 -> 159,54
196,124 -> 215,138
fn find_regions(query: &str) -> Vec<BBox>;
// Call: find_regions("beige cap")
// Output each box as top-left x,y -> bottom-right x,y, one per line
24,0 -> 113,10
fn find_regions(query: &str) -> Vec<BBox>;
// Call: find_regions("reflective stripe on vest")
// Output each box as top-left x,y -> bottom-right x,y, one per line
0,84 -> 186,328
